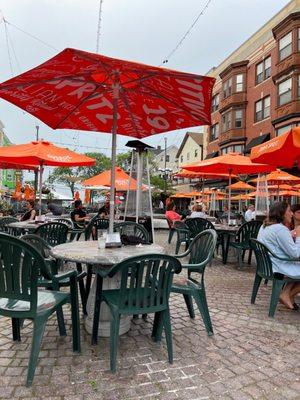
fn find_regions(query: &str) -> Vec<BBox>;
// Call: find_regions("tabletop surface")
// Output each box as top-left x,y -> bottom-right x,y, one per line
213,224 -> 239,232
50,241 -> 164,265
8,221 -> 43,229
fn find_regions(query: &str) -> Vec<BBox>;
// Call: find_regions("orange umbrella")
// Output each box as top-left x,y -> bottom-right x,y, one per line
268,184 -> 293,190
183,153 -> 274,223
84,189 -> 90,204
0,140 -> 95,215
278,190 -> 300,197
250,169 -> 300,185
250,127 -> 300,168
170,193 -> 191,198
231,194 -> 252,201
174,169 -> 237,179
24,184 -> 31,201
82,167 -> 141,191
227,181 -> 255,191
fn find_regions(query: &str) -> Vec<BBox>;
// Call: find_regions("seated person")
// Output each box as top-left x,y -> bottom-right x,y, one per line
257,202 -> 300,310
97,199 -> 110,218
165,202 -> 182,227
46,201 -> 62,216
20,200 -> 36,221
245,204 -> 255,222
70,200 -> 89,228
189,204 -> 207,219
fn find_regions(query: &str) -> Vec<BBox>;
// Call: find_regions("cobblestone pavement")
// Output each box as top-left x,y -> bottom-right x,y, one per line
0,230 -> 300,399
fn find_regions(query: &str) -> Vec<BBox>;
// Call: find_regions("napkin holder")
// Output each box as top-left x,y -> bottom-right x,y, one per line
105,232 -> 122,248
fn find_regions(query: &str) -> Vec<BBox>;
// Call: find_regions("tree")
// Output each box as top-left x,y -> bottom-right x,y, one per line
77,152 -> 111,178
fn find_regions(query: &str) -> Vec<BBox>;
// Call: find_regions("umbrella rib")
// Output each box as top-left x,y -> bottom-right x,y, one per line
119,90 -> 142,137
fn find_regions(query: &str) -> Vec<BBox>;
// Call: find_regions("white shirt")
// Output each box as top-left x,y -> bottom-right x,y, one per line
189,211 -> 207,219
245,209 -> 254,221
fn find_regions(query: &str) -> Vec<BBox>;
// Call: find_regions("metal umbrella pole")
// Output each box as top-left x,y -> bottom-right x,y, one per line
38,162 -> 44,217
124,150 -> 134,220
146,155 -> 155,243
136,150 -> 143,223
228,170 -> 232,225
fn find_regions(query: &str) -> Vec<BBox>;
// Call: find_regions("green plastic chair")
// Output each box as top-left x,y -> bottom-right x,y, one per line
34,221 -> 69,246
100,253 -> 181,372
21,234 -> 88,316
185,218 -> 214,239
171,229 -> 217,336
229,220 -> 262,268
250,238 -> 300,317
0,216 -> 19,236
84,217 -> 109,241
0,233 -> 80,386
113,221 -> 150,244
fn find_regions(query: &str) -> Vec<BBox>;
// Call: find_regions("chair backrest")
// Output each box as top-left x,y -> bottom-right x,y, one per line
109,253 -> 181,313
185,217 -> 214,238
34,222 -> 69,246
85,217 -> 109,241
113,221 -> 150,244
188,229 -> 218,271
0,233 -> 48,317
0,217 -> 18,234
20,234 -> 53,278
55,218 -> 74,229
250,238 -> 274,280
236,220 -> 262,245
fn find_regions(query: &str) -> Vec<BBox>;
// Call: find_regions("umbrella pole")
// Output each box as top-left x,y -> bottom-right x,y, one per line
228,171 -> 232,225
146,155 -> 155,243
124,150 -> 134,220
109,83 -> 119,234
38,163 -> 43,217
136,151 -> 142,223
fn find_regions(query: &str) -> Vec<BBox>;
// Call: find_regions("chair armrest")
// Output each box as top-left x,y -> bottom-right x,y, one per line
53,270 -> 78,282
172,247 -> 191,259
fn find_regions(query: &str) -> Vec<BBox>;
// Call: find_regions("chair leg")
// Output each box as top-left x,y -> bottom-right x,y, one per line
251,273 -> 262,304
26,317 -> 47,387
183,294 -> 195,318
236,249 -> 243,269
12,318 -> 21,341
70,276 -> 81,352
269,280 -> 284,318
247,249 -> 253,265
152,311 -> 163,342
110,313 -> 120,373
56,307 -> 67,336
193,289 -> 213,336
163,308 -> 173,364
92,274 -> 103,345
264,279 -> 268,285
85,264 -> 93,299
168,229 -> 175,244
242,249 -> 246,262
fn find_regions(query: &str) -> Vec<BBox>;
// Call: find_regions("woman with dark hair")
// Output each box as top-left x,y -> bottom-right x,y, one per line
257,202 -> 300,310
165,201 -> 181,227
20,200 -> 36,221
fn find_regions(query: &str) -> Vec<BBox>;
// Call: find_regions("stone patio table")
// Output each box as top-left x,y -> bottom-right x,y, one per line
50,241 -> 164,343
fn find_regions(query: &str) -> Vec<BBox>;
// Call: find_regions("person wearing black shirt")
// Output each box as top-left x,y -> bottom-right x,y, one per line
70,200 -> 88,228
21,200 -> 36,221
97,199 -> 110,218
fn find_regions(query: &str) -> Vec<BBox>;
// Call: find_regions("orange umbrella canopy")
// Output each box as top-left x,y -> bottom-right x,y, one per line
82,167 -> 140,191
0,140 -> 95,167
268,184 -> 293,190
250,127 -> 300,168
227,181 -> 255,191
231,194 -> 252,201
279,190 -> 300,197
183,153 -> 275,175
174,169 -> 237,179
251,169 -> 300,185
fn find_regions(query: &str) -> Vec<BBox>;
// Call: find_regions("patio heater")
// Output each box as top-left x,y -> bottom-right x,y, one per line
255,174 -> 269,221
123,140 -> 155,243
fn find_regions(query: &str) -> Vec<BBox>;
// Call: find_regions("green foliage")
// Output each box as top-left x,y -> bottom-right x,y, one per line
77,152 -> 111,178
0,200 -> 13,216
150,175 -> 173,191
116,152 -> 131,171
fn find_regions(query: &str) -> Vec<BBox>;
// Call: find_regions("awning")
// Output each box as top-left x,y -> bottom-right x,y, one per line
205,151 -> 219,159
244,133 -> 270,154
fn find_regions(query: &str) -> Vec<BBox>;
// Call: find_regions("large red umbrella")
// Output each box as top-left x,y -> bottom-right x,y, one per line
0,48 -> 215,232
0,140 -> 95,214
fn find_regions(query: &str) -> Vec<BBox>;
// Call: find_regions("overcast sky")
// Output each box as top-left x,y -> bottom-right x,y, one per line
0,0 -> 290,162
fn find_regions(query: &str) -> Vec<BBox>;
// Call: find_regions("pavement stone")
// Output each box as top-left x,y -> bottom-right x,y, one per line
0,229 -> 299,399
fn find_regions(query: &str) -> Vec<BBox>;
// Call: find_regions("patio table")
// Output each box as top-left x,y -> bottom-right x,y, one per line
8,220 -> 47,234
213,224 -> 239,264
50,241 -> 164,343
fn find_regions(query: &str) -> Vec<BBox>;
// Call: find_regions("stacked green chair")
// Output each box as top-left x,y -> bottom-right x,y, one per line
84,217 -> 109,240
21,234 -> 88,315
171,229 -> 217,336
97,253 -> 181,372
250,238 -> 300,317
113,221 -> 150,244
229,220 -> 262,268
0,233 -> 80,386
34,221 -> 69,246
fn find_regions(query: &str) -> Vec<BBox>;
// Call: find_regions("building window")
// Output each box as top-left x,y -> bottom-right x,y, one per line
221,144 -> 244,155
276,124 -> 292,136
166,155 -> 170,162
180,155 -> 183,163
298,75 -> 300,98
278,78 -> 292,106
194,149 -> 198,158
279,31 -> 292,61
210,123 -> 219,141
298,28 -> 300,51
236,74 -> 243,92
256,56 -> 271,84
187,152 -> 190,160
223,78 -> 232,98
211,94 -> 219,112
255,96 -> 270,122
222,112 -> 232,131
235,109 -> 243,128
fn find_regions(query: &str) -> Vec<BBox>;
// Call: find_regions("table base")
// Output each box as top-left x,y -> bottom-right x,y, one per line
84,274 -> 131,337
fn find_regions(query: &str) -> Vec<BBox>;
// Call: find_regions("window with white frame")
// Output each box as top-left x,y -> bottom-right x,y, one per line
235,109 -> 243,128
180,155 -> 183,163
210,123 -> 219,141
187,152 -> 190,160
255,96 -> 270,122
279,32 -> 292,61
278,78 -> 292,106
222,112 -> 232,131
194,149 -> 198,158
256,56 -> 271,84
211,94 -> 219,112
276,124 -> 292,136
221,144 -> 244,155
236,74 -> 243,92
223,78 -> 232,98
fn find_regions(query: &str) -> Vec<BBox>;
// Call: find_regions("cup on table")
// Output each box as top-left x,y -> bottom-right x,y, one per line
98,231 -> 107,250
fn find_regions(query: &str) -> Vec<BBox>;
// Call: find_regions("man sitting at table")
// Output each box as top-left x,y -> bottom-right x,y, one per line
70,200 -> 89,228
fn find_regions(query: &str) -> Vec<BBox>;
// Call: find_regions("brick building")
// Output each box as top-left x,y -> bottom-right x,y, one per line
205,0 -> 300,158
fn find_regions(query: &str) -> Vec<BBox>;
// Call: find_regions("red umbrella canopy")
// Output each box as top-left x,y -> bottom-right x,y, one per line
0,140 -> 95,167
183,153 -> 275,175
250,127 -> 300,168
0,48 -> 215,138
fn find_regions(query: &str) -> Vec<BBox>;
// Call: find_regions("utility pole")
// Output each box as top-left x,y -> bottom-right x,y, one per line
34,125 -> 39,192
164,137 -> 167,195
